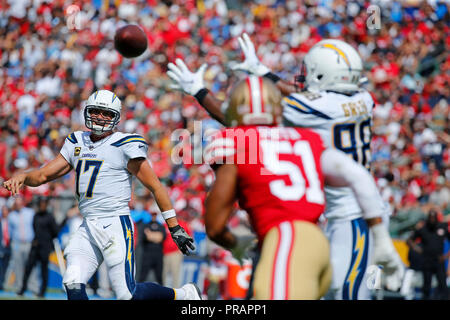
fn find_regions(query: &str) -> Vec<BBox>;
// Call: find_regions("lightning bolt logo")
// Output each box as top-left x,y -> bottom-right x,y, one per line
126,226 -> 133,272
344,221 -> 367,300
321,43 -> 351,68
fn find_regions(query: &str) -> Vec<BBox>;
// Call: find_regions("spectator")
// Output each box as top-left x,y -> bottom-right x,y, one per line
162,217 -> 191,288
138,211 -> 166,284
130,198 -> 151,281
429,176 -> 450,210
17,197 -> 64,297
3,196 -> 38,293
0,205 -> 11,290
407,209 -> 450,300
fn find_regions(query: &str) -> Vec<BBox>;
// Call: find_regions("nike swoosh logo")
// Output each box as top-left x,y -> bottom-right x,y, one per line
103,224 -> 112,229
139,145 -> 146,149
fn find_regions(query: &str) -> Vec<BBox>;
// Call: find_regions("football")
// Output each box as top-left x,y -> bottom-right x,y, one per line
114,24 -> 148,58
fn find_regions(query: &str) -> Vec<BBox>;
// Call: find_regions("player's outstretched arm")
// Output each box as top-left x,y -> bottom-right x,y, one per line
321,148 -> 405,290
231,33 -> 297,96
167,58 -> 226,124
127,158 -> 195,255
3,154 -> 72,195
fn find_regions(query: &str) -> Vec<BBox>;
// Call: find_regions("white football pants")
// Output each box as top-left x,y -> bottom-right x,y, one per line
62,215 -> 136,300
324,217 -> 374,300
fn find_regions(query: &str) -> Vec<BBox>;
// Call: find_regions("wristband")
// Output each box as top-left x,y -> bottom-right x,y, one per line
264,72 -> 281,83
162,209 -> 176,220
169,225 -> 181,233
194,88 -> 209,105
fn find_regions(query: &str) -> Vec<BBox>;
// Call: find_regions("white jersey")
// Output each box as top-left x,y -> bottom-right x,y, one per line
60,131 -> 149,218
282,89 -> 374,221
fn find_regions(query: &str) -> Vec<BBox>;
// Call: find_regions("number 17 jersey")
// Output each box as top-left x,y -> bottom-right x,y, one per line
59,131 -> 149,218
282,89 -> 374,221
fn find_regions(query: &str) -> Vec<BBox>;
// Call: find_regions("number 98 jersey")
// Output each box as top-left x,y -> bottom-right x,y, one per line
204,126 -> 326,241
60,131 -> 149,218
282,89 -> 374,221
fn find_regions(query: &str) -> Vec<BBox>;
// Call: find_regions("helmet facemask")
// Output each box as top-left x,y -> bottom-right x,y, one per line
84,105 -> 120,135
84,90 -> 122,135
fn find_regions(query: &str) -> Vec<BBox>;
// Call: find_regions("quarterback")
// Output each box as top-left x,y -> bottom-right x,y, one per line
167,35 -> 405,300
3,90 -> 201,300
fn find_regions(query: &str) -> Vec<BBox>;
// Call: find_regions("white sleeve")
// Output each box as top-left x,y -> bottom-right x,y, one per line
321,148 -> 383,220
120,135 -> 148,163
59,138 -> 74,167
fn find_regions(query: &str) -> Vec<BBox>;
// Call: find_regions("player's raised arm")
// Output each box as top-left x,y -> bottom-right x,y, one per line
3,154 -> 72,196
127,158 -> 195,255
231,33 -> 297,95
321,148 -> 405,290
167,58 -> 226,124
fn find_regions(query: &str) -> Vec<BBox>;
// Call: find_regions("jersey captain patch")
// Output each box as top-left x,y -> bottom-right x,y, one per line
74,147 -> 81,156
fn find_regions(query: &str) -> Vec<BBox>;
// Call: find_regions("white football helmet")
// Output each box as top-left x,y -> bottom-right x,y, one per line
301,39 -> 363,93
84,90 -> 121,134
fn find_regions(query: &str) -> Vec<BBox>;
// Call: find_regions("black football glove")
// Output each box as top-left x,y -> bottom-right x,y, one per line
169,225 -> 196,255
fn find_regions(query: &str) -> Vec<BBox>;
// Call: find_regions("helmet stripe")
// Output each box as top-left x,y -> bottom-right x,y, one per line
246,77 -> 254,113
248,76 -> 262,114
259,76 -> 265,113
321,43 -> 351,68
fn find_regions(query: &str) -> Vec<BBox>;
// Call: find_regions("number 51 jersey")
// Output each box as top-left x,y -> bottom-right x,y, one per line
60,131 -> 149,218
205,126 -> 326,241
282,89 -> 374,221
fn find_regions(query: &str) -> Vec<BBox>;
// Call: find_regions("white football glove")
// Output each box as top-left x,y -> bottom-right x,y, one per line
231,33 -> 271,76
230,234 -> 257,267
371,223 -> 405,291
167,58 -> 207,96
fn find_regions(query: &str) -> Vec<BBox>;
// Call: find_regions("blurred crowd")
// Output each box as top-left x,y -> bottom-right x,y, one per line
0,0 -> 448,297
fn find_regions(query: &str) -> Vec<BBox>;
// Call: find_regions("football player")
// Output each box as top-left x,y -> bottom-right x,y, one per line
167,35 -> 405,299
3,90 -> 201,300
202,76 -> 398,299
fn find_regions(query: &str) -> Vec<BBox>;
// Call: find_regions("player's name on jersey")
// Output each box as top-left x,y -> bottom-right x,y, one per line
341,100 -> 369,117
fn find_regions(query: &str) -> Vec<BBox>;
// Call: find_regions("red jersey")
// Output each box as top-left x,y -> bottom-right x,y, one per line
205,126 -> 326,241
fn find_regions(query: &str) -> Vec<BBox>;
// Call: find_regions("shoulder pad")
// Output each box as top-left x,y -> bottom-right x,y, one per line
296,90 -> 323,101
66,132 -> 79,144
111,134 -> 148,147
282,94 -> 331,120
